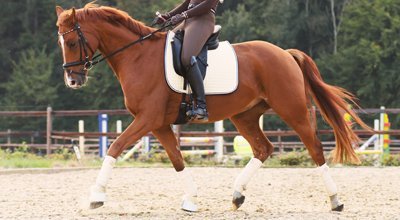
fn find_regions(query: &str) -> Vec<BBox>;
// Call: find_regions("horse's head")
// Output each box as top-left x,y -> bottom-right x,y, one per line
56,6 -> 99,89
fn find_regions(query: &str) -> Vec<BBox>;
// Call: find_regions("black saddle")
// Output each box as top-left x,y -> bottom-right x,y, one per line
171,25 -> 221,77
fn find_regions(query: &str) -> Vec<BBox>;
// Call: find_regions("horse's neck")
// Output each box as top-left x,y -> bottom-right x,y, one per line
96,23 -> 164,78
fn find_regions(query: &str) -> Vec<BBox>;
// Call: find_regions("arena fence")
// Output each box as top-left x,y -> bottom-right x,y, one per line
0,107 -> 399,157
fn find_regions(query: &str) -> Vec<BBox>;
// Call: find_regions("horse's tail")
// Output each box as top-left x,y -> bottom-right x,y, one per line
287,49 -> 372,164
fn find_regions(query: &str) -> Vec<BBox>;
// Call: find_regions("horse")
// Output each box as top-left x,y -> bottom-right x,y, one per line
55,3 -> 371,212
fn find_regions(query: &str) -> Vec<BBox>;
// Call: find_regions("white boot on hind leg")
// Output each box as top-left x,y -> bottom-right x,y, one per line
232,158 -> 263,210
316,163 -> 344,211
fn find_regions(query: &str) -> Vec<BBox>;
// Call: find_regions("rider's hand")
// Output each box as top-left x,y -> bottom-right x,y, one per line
152,13 -> 170,26
170,12 -> 187,25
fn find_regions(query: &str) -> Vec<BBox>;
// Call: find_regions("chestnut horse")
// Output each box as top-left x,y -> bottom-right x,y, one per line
56,4 -> 370,212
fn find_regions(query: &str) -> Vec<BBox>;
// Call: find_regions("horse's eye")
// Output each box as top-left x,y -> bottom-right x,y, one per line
68,42 -> 77,48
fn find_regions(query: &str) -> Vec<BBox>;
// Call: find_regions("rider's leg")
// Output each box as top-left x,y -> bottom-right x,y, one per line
181,12 -> 215,66
181,12 -> 214,121
185,57 -> 208,121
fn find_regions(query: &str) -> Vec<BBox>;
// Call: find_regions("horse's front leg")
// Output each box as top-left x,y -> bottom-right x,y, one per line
153,125 -> 198,212
89,115 -> 158,209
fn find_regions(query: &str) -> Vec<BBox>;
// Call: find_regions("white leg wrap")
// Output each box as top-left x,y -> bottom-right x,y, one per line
89,185 -> 107,202
177,168 -> 198,197
89,156 -> 116,202
96,156 -> 116,187
233,158 -> 263,193
316,163 -> 337,196
317,163 -> 343,210
177,168 -> 198,212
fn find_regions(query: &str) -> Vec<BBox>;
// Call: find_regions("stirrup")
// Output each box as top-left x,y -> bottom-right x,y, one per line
186,107 -> 208,122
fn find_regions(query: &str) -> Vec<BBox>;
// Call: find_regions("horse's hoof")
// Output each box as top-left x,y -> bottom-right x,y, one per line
90,201 -> 104,209
181,198 -> 198,212
232,191 -> 245,210
332,204 -> 344,212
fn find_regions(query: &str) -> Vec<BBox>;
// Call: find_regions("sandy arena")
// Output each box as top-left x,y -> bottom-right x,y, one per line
0,167 -> 399,219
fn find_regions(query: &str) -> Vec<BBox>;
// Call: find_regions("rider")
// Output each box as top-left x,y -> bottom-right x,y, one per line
154,0 -> 220,122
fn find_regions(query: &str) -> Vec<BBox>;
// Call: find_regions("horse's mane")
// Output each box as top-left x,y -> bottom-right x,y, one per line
73,2 -> 154,36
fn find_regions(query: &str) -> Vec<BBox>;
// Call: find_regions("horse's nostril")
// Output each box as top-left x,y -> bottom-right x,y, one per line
70,80 -> 76,86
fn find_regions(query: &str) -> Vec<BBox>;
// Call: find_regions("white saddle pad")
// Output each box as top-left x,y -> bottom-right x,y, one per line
164,31 -> 238,95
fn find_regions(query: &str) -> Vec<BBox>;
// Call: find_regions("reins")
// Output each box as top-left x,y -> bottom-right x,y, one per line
59,21 -> 173,75
88,22 -> 173,68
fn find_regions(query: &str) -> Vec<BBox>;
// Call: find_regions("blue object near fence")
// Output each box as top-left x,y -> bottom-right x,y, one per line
98,114 -> 109,158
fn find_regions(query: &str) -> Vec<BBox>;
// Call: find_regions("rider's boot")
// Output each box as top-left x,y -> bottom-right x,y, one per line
185,56 -> 208,122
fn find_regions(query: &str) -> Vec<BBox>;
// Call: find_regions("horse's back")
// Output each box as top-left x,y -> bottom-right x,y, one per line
232,40 -> 305,98
233,40 -> 294,62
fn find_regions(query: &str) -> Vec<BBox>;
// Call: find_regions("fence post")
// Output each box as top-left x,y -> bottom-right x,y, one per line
379,106 -> 385,152
310,106 -> 317,130
46,106 -> 52,155
116,120 -> 122,133
142,136 -> 150,153
79,120 -> 85,157
173,125 -> 181,148
278,128 -> 283,154
98,114 -> 109,158
215,120 -> 224,161
7,129 -> 11,145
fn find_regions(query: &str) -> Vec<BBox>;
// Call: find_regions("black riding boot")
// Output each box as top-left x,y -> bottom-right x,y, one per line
186,57 -> 208,122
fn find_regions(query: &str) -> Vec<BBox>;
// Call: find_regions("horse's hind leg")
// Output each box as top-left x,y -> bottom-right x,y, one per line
229,101 -> 273,210
152,125 -> 198,212
269,96 -> 344,211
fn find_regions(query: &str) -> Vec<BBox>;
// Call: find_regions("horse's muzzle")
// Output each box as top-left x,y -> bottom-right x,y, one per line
65,70 -> 87,89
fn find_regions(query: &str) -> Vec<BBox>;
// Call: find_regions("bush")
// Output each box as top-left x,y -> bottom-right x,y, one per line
382,154 -> 400,166
48,148 -> 73,160
183,154 -> 197,165
240,156 -> 251,166
358,154 -> 378,166
152,152 -> 170,164
278,151 -> 313,166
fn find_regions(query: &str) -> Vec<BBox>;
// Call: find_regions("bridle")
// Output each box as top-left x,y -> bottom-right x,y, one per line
58,23 -> 95,77
58,21 -> 172,78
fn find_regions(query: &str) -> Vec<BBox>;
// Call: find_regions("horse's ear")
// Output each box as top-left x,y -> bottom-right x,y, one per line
56,6 -> 64,17
71,7 -> 77,24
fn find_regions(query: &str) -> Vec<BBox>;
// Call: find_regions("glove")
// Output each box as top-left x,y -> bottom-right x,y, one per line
170,12 -> 187,25
151,13 -> 170,26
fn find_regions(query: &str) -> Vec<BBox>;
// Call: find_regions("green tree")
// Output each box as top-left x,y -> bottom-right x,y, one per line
217,4 -> 258,42
115,0 -> 181,24
2,48 -> 57,110
2,47 -> 57,110
318,0 -> 400,108
0,47 -> 57,130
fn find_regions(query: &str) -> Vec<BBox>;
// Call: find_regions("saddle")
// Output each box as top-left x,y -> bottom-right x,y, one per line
171,25 -> 222,78
165,26 -> 238,124
171,25 -> 222,124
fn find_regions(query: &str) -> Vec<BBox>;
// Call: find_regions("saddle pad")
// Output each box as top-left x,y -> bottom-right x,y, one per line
164,31 -> 238,95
